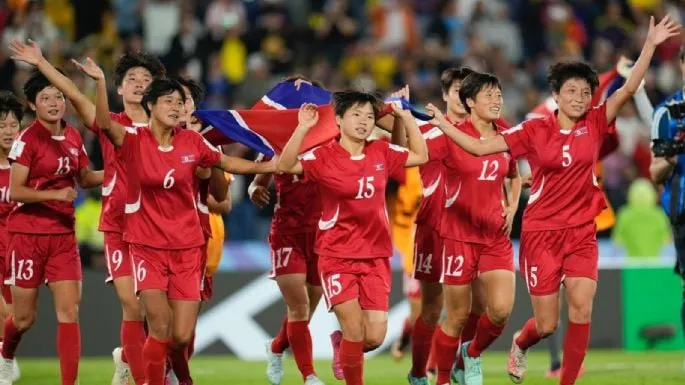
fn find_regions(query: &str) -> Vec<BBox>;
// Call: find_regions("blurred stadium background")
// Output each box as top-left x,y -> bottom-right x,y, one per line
1,0 -> 684,383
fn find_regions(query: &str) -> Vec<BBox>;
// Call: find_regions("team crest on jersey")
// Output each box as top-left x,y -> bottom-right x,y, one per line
181,154 -> 196,163
69,147 -> 79,157
575,127 -> 588,136
374,162 -> 384,172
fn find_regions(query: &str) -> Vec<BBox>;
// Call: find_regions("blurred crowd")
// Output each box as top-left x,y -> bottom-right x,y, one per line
0,0 -> 683,261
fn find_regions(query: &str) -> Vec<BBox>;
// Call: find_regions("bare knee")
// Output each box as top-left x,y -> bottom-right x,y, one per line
121,297 -> 143,321
363,334 -> 384,352
339,317 -> 364,342
287,303 -> 310,322
535,317 -> 559,337
487,302 -> 513,326
420,299 -> 442,326
12,312 -> 35,332
568,299 -> 593,324
55,304 -> 79,324
147,313 -> 171,340
172,329 -> 193,347
443,307 -> 470,335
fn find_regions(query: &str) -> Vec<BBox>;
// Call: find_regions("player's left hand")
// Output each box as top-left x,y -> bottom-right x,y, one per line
426,103 -> 449,128
646,15 -> 681,47
502,204 -> 516,237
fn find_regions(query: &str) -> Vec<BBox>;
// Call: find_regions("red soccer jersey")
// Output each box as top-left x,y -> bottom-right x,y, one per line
121,127 -> 222,249
89,112 -> 144,233
301,140 -> 409,259
415,124 -> 449,230
441,119 -> 517,243
501,103 -> 611,231
272,172 -> 321,235
0,165 -> 13,253
7,120 -> 89,234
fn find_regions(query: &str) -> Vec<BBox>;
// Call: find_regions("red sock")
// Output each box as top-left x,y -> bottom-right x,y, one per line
434,328 -> 460,385
560,322 -> 590,385
410,317 -> 436,378
461,312 -> 480,342
170,343 -> 192,382
515,318 -> 543,350
287,320 -> 315,379
271,316 -> 289,354
340,339 -> 364,385
187,331 -> 196,358
57,322 -> 80,385
143,336 -> 168,385
426,330 -> 438,372
1,317 -> 24,360
467,314 -> 505,358
122,320 -> 146,384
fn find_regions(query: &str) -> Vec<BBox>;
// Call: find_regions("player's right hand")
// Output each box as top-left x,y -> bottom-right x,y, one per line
55,187 -> 77,202
297,103 -> 319,129
8,39 -> 44,66
71,57 -> 105,81
425,103 -> 448,127
249,185 -> 270,208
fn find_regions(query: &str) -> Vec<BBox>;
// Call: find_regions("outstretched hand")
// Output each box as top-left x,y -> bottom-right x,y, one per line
8,39 -> 44,66
646,15 -> 681,47
425,103 -> 448,128
297,103 -> 319,129
71,57 -> 105,81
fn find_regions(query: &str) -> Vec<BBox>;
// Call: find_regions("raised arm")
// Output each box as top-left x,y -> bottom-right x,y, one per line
277,103 -> 319,174
9,40 -> 95,126
9,163 -> 76,203
425,103 -> 509,156
88,58 -> 127,147
390,104 -> 427,167
389,86 -> 410,147
606,15 -> 680,123
216,154 -> 276,175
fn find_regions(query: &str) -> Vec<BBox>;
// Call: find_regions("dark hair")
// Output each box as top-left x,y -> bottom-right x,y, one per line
547,61 -> 599,94
0,91 -> 24,123
114,52 -> 166,87
175,76 -> 205,106
440,67 -> 476,94
283,74 -> 324,88
332,90 -> 381,118
140,78 -> 187,117
23,68 -> 66,104
459,72 -> 502,114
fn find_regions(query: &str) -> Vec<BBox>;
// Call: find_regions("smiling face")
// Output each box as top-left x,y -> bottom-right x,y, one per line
468,85 -> 503,122
29,86 -> 66,125
0,112 -> 20,153
149,90 -> 185,130
554,77 -> 592,120
336,102 -> 376,142
118,67 -> 153,105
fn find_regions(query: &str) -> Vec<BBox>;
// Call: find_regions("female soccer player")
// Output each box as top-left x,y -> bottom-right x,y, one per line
250,76 -> 326,385
277,91 -> 428,385
431,15 -> 679,385
91,62 -> 274,384
8,39 -> 166,385
1,70 -> 103,385
0,91 -> 22,383
425,72 -> 521,385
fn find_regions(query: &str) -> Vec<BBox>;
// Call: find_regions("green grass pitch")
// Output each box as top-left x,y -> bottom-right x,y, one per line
15,350 -> 685,384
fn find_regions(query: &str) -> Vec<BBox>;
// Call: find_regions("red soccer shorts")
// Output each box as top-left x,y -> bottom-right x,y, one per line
519,221 -> 598,296
441,235 -> 514,286
104,231 -> 133,283
130,244 -> 203,301
268,232 -> 320,286
318,256 -> 391,311
5,233 -> 82,289
413,224 -> 444,283
403,272 -> 421,299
